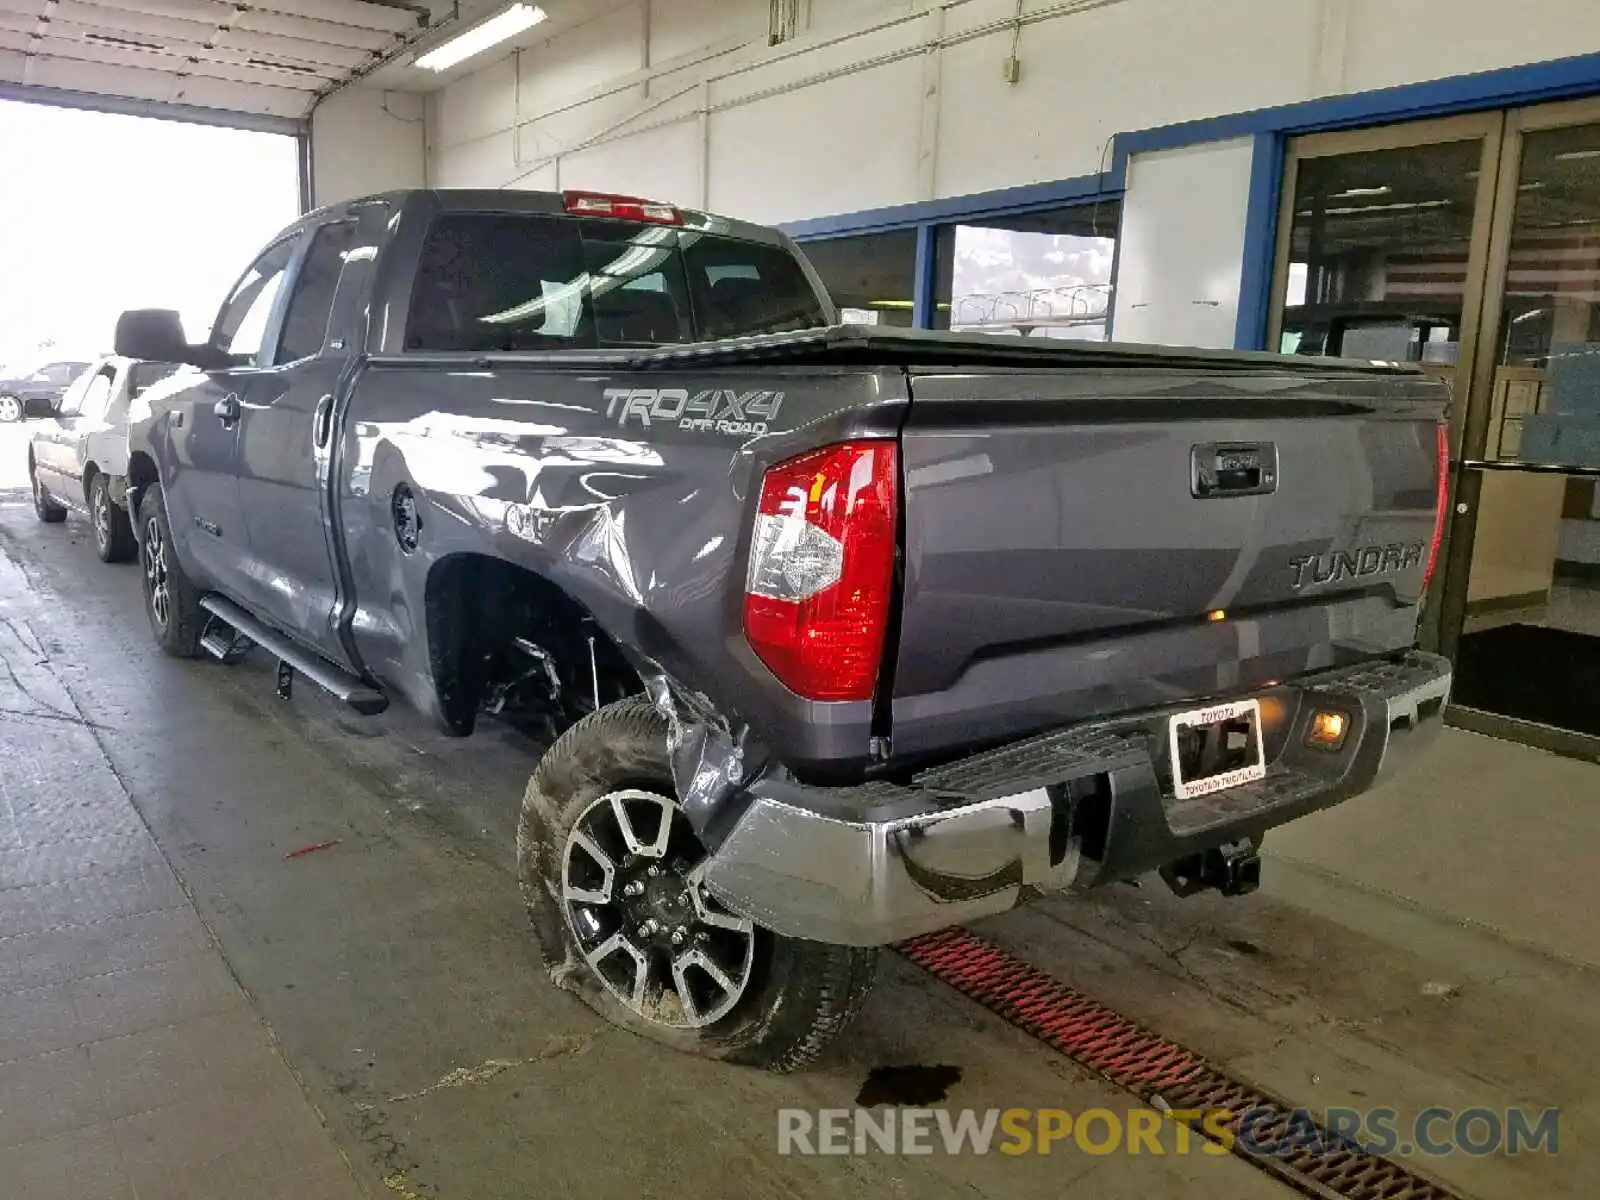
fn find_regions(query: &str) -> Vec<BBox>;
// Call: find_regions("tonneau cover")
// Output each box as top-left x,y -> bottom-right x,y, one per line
372,324 -> 1428,376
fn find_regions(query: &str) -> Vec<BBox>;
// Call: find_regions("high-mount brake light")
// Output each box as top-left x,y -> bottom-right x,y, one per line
743,442 -> 899,703
562,190 -> 683,226
1422,422 -> 1449,596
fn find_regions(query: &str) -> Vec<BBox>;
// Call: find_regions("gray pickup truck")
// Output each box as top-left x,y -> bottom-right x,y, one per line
112,188 -> 1452,1070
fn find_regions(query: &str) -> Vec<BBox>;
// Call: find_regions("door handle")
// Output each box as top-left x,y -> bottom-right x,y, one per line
312,394 -> 334,450
214,393 -> 241,426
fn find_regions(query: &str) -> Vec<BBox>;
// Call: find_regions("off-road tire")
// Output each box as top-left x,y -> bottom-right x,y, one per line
517,695 -> 878,1071
29,456 -> 66,523
90,473 -> 137,564
136,485 -> 205,657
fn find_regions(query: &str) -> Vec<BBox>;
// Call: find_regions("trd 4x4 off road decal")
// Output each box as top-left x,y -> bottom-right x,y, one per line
603,387 -> 784,437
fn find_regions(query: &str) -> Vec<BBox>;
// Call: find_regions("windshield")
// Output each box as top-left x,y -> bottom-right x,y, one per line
405,213 -> 828,353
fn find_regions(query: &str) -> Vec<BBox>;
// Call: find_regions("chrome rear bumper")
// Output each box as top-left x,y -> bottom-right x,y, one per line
699,651 -> 1452,946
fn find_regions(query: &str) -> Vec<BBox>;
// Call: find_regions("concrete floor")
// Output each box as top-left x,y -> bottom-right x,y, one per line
0,423 -> 1596,1198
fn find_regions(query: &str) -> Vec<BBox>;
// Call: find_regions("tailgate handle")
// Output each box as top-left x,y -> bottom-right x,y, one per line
1192,442 -> 1278,499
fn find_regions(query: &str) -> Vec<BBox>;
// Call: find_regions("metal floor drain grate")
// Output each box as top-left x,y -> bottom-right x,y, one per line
897,927 -> 1467,1199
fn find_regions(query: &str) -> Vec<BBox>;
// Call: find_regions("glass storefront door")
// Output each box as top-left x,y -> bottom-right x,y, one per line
1446,101 -> 1600,750
1269,114 -> 1506,465
1271,104 -> 1600,755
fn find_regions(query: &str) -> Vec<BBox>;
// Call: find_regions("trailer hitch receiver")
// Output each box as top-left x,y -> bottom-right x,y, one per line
1159,837 -> 1261,898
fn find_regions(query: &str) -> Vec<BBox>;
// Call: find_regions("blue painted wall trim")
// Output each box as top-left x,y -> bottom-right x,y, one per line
911,224 -> 938,328
1103,219 -> 1124,342
1113,50 -> 1600,179
1234,133 -> 1285,351
784,172 -> 1117,240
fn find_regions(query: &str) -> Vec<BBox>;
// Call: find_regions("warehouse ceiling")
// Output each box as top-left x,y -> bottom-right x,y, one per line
0,0 -> 470,129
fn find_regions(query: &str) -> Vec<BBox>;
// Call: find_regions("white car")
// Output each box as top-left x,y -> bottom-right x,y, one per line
28,355 -> 178,562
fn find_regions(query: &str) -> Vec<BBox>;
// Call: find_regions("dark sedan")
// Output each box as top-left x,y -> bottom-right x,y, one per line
0,361 -> 92,422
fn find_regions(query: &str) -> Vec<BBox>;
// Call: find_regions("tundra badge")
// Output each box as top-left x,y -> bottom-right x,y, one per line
1290,543 -> 1425,589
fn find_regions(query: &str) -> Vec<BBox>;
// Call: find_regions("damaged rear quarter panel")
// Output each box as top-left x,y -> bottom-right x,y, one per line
335,360 -> 908,773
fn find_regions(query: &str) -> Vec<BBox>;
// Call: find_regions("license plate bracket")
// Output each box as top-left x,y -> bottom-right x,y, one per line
1168,699 -> 1266,799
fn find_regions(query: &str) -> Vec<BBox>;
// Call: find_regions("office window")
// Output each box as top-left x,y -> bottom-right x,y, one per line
796,230 -> 920,327
1275,140 -> 1479,364
933,202 -> 1119,339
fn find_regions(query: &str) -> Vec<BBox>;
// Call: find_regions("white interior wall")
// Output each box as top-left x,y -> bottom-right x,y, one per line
647,0 -> 765,63
423,0 -> 1600,225
932,0 -> 1316,201
1339,0 -> 1600,95
309,86 -> 425,208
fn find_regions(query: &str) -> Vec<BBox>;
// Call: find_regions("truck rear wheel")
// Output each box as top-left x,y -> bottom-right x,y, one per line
136,485 -> 205,657
517,695 -> 878,1071
90,474 -> 136,564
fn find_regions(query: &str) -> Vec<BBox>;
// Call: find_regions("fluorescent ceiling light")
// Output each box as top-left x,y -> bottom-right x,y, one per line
1555,149 -> 1600,161
1324,200 -> 1451,215
415,4 -> 546,72
1332,186 -> 1392,198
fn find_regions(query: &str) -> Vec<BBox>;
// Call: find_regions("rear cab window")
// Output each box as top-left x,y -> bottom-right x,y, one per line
404,213 -> 827,353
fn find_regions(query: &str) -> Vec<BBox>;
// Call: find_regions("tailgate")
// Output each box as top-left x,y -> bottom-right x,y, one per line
891,365 -> 1449,758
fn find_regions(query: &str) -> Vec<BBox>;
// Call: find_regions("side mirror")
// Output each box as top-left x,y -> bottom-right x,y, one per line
114,309 -> 201,366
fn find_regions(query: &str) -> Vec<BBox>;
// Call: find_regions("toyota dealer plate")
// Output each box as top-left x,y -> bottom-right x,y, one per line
1168,699 -> 1266,799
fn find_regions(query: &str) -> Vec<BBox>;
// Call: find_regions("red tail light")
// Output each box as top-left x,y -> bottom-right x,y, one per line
563,190 -> 683,226
1422,422 -> 1449,595
743,442 -> 899,702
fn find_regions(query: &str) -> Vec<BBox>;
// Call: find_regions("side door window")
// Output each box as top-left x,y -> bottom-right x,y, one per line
212,237 -> 299,367
276,222 -> 360,364
76,371 -> 116,423
53,370 -> 94,418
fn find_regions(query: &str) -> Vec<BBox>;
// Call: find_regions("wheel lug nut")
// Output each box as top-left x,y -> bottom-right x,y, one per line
646,865 -> 661,878
622,880 -> 643,897
637,920 -> 659,938
670,928 -> 686,946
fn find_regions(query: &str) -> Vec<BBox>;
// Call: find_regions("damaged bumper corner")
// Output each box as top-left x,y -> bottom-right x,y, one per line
697,651 -> 1452,947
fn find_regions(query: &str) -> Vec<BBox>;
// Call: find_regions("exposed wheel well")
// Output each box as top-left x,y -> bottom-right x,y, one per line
125,452 -> 158,514
425,554 -> 641,737
81,462 -> 98,507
